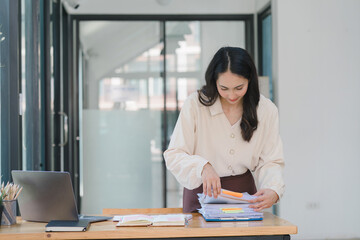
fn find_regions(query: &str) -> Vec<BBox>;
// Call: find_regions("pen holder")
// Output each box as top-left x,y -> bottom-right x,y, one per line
1,200 -> 17,225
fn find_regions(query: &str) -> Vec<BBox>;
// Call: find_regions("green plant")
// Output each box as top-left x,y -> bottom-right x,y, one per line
0,182 -> 22,204
0,188 -> 7,206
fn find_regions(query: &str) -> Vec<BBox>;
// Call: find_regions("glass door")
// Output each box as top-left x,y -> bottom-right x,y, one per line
79,21 -> 165,213
78,19 -> 248,214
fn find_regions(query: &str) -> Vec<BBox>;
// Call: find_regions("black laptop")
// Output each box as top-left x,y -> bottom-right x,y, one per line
12,170 -> 111,223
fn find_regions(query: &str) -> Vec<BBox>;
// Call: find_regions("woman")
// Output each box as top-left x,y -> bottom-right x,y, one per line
164,47 -> 284,213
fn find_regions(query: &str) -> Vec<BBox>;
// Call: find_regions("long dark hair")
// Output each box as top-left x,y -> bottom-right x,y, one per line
198,47 -> 260,142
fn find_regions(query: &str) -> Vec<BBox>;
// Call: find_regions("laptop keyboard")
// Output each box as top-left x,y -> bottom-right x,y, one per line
78,215 -> 112,223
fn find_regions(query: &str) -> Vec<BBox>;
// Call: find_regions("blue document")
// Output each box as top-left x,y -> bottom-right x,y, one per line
198,203 -> 263,221
198,190 -> 263,222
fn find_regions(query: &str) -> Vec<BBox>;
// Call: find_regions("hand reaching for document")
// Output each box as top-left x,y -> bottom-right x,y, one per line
201,163 -> 221,198
248,189 -> 279,211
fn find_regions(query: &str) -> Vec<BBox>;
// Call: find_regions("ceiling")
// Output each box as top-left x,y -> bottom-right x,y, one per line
62,0 -> 268,15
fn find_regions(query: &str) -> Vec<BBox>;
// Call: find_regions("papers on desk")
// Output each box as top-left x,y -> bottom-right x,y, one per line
198,189 -> 263,222
113,214 -> 191,227
199,203 -> 263,221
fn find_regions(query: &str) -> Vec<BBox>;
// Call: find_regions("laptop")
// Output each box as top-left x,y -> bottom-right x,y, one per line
12,170 -> 111,223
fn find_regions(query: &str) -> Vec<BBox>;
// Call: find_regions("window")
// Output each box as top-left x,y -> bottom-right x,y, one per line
258,5 -> 273,100
0,0 -> 21,182
78,18 -> 252,213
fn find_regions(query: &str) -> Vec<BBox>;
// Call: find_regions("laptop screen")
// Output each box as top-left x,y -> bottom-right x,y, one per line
12,170 -> 79,222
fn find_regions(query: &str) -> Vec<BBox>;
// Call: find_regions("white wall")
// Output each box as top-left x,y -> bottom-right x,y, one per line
201,21 -> 246,82
274,0 -> 360,239
255,0 -> 270,11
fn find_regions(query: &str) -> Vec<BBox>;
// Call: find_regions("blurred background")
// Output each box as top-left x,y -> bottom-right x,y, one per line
0,0 -> 359,239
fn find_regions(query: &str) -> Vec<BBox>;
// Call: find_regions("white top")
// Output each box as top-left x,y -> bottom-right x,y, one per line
164,92 -> 285,199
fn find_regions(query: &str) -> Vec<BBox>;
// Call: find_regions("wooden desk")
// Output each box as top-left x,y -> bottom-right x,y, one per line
0,208 -> 297,240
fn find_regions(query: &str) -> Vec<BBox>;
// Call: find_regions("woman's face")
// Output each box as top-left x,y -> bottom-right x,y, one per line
216,70 -> 249,106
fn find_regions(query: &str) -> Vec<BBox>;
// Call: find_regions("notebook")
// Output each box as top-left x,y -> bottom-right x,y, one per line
11,170 -> 111,223
45,219 -> 90,232
113,214 -> 191,227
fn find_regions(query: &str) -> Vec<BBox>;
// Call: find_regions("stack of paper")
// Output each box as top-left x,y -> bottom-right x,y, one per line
198,189 -> 263,221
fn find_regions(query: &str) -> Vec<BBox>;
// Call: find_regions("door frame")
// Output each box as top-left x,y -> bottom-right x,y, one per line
61,14 -> 255,210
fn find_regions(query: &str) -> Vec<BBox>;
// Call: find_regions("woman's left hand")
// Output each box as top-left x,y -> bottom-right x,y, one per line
248,189 -> 279,211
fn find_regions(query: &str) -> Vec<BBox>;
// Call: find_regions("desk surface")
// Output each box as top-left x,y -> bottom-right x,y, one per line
0,208 -> 297,240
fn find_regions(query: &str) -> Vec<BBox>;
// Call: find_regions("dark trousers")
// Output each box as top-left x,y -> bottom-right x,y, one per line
183,170 -> 257,213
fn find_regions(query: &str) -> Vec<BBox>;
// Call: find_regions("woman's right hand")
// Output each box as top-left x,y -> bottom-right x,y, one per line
201,163 -> 221,198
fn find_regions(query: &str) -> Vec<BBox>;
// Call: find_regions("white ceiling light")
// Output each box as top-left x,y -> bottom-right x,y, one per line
156,0 -> 172,6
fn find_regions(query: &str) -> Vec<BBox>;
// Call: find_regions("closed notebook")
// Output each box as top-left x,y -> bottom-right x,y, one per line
115,214 -> 187,227
45,219 -> 90,232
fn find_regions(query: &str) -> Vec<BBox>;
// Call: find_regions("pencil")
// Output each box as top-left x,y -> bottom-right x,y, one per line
14,186 -> 23,200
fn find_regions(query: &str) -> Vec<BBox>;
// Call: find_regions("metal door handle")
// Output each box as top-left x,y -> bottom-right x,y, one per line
59,111 -> 68,147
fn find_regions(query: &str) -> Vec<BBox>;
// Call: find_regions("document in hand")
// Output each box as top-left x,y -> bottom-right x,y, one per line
199,189 -> 258,204
114,214 -> 189,227
198,189 -> 263,222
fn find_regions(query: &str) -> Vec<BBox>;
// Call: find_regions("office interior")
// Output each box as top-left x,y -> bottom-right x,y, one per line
0,0 -> 359,239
